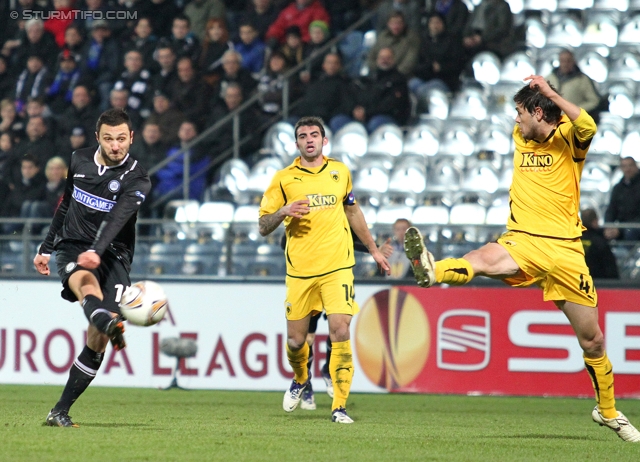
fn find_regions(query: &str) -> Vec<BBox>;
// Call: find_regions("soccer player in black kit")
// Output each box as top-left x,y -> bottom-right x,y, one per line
33,109 -> 151,428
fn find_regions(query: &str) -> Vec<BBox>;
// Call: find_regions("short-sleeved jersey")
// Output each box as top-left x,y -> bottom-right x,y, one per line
40,146 -> 151,260
259,156 -> 355,278
508,109 -> 597,239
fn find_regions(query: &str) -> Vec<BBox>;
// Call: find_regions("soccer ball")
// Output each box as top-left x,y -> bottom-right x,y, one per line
119,280 -> 168,326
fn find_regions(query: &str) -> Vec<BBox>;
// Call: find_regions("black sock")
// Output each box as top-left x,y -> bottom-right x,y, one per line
82,294 -> 112,333
322,337 -> 332,374
307,343 -> 314,379
53,346 -> 104,412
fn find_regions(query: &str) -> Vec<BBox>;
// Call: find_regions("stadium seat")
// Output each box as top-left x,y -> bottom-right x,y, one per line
485,203 -> 511,225
412,204 -> 449,225
248,243 -> 286,276
438,122 -> 476,160
525,17 -> 547,49
196,201 -> 235,241
130,242 -> 149,276
620,131 -> 640,161
376,204 -> 414,225
332,122 -> 368,166
261,121 -> 297,161
489,82 -> 522,119
576,49 -> 609,83
358,204 -> 378,225
352,157 -> 390,207
581,162 -> 612,206
496,166 -> 514,196
500,52 -> 536,83
582,11 -> 619,48
367,123 -> 404,158
460,161 -> 500,206
403,122 -> 440,159
536,46 -> 564,78
589,118 -> 623,158
182,240 -> 224,276
386,156 -> 427,206
246,156 -> 284,202
557,0 -> 593,8
449,85 -> 488,121
594,0 -> 629,11
617,14 -> 640,44
205,158 -> 250,205
418,87 -> 449,120
523,0 -> 557,11
425,158 -> 463,206
147,241 -> 187,275
475,123 -> 513,157
607,83 -> 635,119
608,52 -> 640,82
233,205 -> 261,224
546,15 -> 583,48
471,52 -> 501,86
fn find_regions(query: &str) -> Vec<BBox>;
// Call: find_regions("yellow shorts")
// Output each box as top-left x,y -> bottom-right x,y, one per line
497,230 -> 598,308
284,269 -> 360,321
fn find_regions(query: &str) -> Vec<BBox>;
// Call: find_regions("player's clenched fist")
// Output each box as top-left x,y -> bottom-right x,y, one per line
281,199 -> 310,219
33,254 -> 50,275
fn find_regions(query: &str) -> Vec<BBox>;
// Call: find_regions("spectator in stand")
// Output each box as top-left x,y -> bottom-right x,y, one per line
78,20 -> 120,111
204,82 -> 262,157
367,11 -> 420,77
0,132 -> 15,180
1,153 -> 46,232
0,99 -> 26,143
257,50 -> 303,116
546,49 -> 601,118
129,121 -> 169,173
22,156 -> 68,225
235,21 -> 266,77
323,0 -> 361,35
113,50 -> 153,119
57,125 -> 91,160
604,157 -> 640,242
291,53 -> 353,133
424,0 -> 469,39
62,25 -> 85,57
152,45 -> 179,97
24,97 -> 56,140
0,56 -> 14,102
155,120 -> 210,203
165,15 -> 201,63
462,0 -> 515,59
279,26 -> 306,69
122,18 -> 158,72
239,0 -> 280,41
138,0 -> 181,39
13,116 -> 56,170
334,47 -> 410,133
47,50 -> 85,115
108,89 -> 143,132
147,90 -> 185,145
581,208 -> 619,279
199,19 -> 234,84
218,50 -> 258,100
4,19 -> 59,75
184,0 -> 227,42
410,12 -> 465,96
170,57 -> 211,127
14,55 -> 52,114
302,20 -> 333,82
375,0 -> 421,33
73,0 -> 122,36
45,0 -> 75,48
56,85 -> 100,145
265,0 -> 330,46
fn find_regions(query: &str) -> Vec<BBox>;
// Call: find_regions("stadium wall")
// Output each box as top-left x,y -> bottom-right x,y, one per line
1,280 -> 640,398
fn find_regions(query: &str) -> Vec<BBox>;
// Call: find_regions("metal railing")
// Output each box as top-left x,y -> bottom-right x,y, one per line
147,9 -> 377,209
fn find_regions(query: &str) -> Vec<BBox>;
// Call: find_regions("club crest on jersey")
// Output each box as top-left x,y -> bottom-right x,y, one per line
520,152 -> 553,168
306,193 -> 337,209
65,262 -> 77,273
108,180 -> 120,192
330,170 -> 339,182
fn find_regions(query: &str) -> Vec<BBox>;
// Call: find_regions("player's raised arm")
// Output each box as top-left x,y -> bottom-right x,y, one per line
524,75 -> 581,121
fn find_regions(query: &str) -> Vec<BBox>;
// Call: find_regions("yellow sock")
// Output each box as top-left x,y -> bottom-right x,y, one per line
435,258 -> 475,285
584,353 -> 617,419
286,341 -> 309,384
330,340 -> 354,410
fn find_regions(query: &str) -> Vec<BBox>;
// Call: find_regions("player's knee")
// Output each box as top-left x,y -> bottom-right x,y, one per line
287,336 -> 306,351
580,331 -> 605,357
330,325 -> 350,343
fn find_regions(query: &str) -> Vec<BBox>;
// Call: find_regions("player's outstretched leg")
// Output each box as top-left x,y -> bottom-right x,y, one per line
404,227 -> 435,288
330,340 -> 354,424
586,353 -> 640,442
45,345 -> 104,428
82,295 -> 126,350
301,343 -> 316,410
283,342 -> 310,412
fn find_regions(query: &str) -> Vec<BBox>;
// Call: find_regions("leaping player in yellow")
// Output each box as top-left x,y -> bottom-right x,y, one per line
259,116 -> 390,423
405,75 -> 640,442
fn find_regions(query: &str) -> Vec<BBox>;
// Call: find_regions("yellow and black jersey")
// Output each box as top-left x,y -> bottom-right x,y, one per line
508,109 -> 597,239
259,156 -> 356,278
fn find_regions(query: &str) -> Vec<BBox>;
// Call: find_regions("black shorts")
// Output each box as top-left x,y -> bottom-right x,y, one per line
55,241 -> 131,314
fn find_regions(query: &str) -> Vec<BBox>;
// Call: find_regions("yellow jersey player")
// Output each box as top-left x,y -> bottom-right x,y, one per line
405,75 -> 640,442
259,116 -> 390,423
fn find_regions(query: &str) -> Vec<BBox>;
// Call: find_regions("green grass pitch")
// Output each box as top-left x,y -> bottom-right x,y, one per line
1,385 -> 640,461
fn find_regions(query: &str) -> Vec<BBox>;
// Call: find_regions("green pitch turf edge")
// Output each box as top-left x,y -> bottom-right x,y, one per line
1,385 -> 639,461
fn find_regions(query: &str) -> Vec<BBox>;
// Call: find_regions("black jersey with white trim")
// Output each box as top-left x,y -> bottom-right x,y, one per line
40,146 -> 151,259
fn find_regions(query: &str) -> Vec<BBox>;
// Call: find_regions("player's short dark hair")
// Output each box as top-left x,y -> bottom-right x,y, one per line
294,116 -> 325,138
96,108 -> 132,134
513,81 -> 562,124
